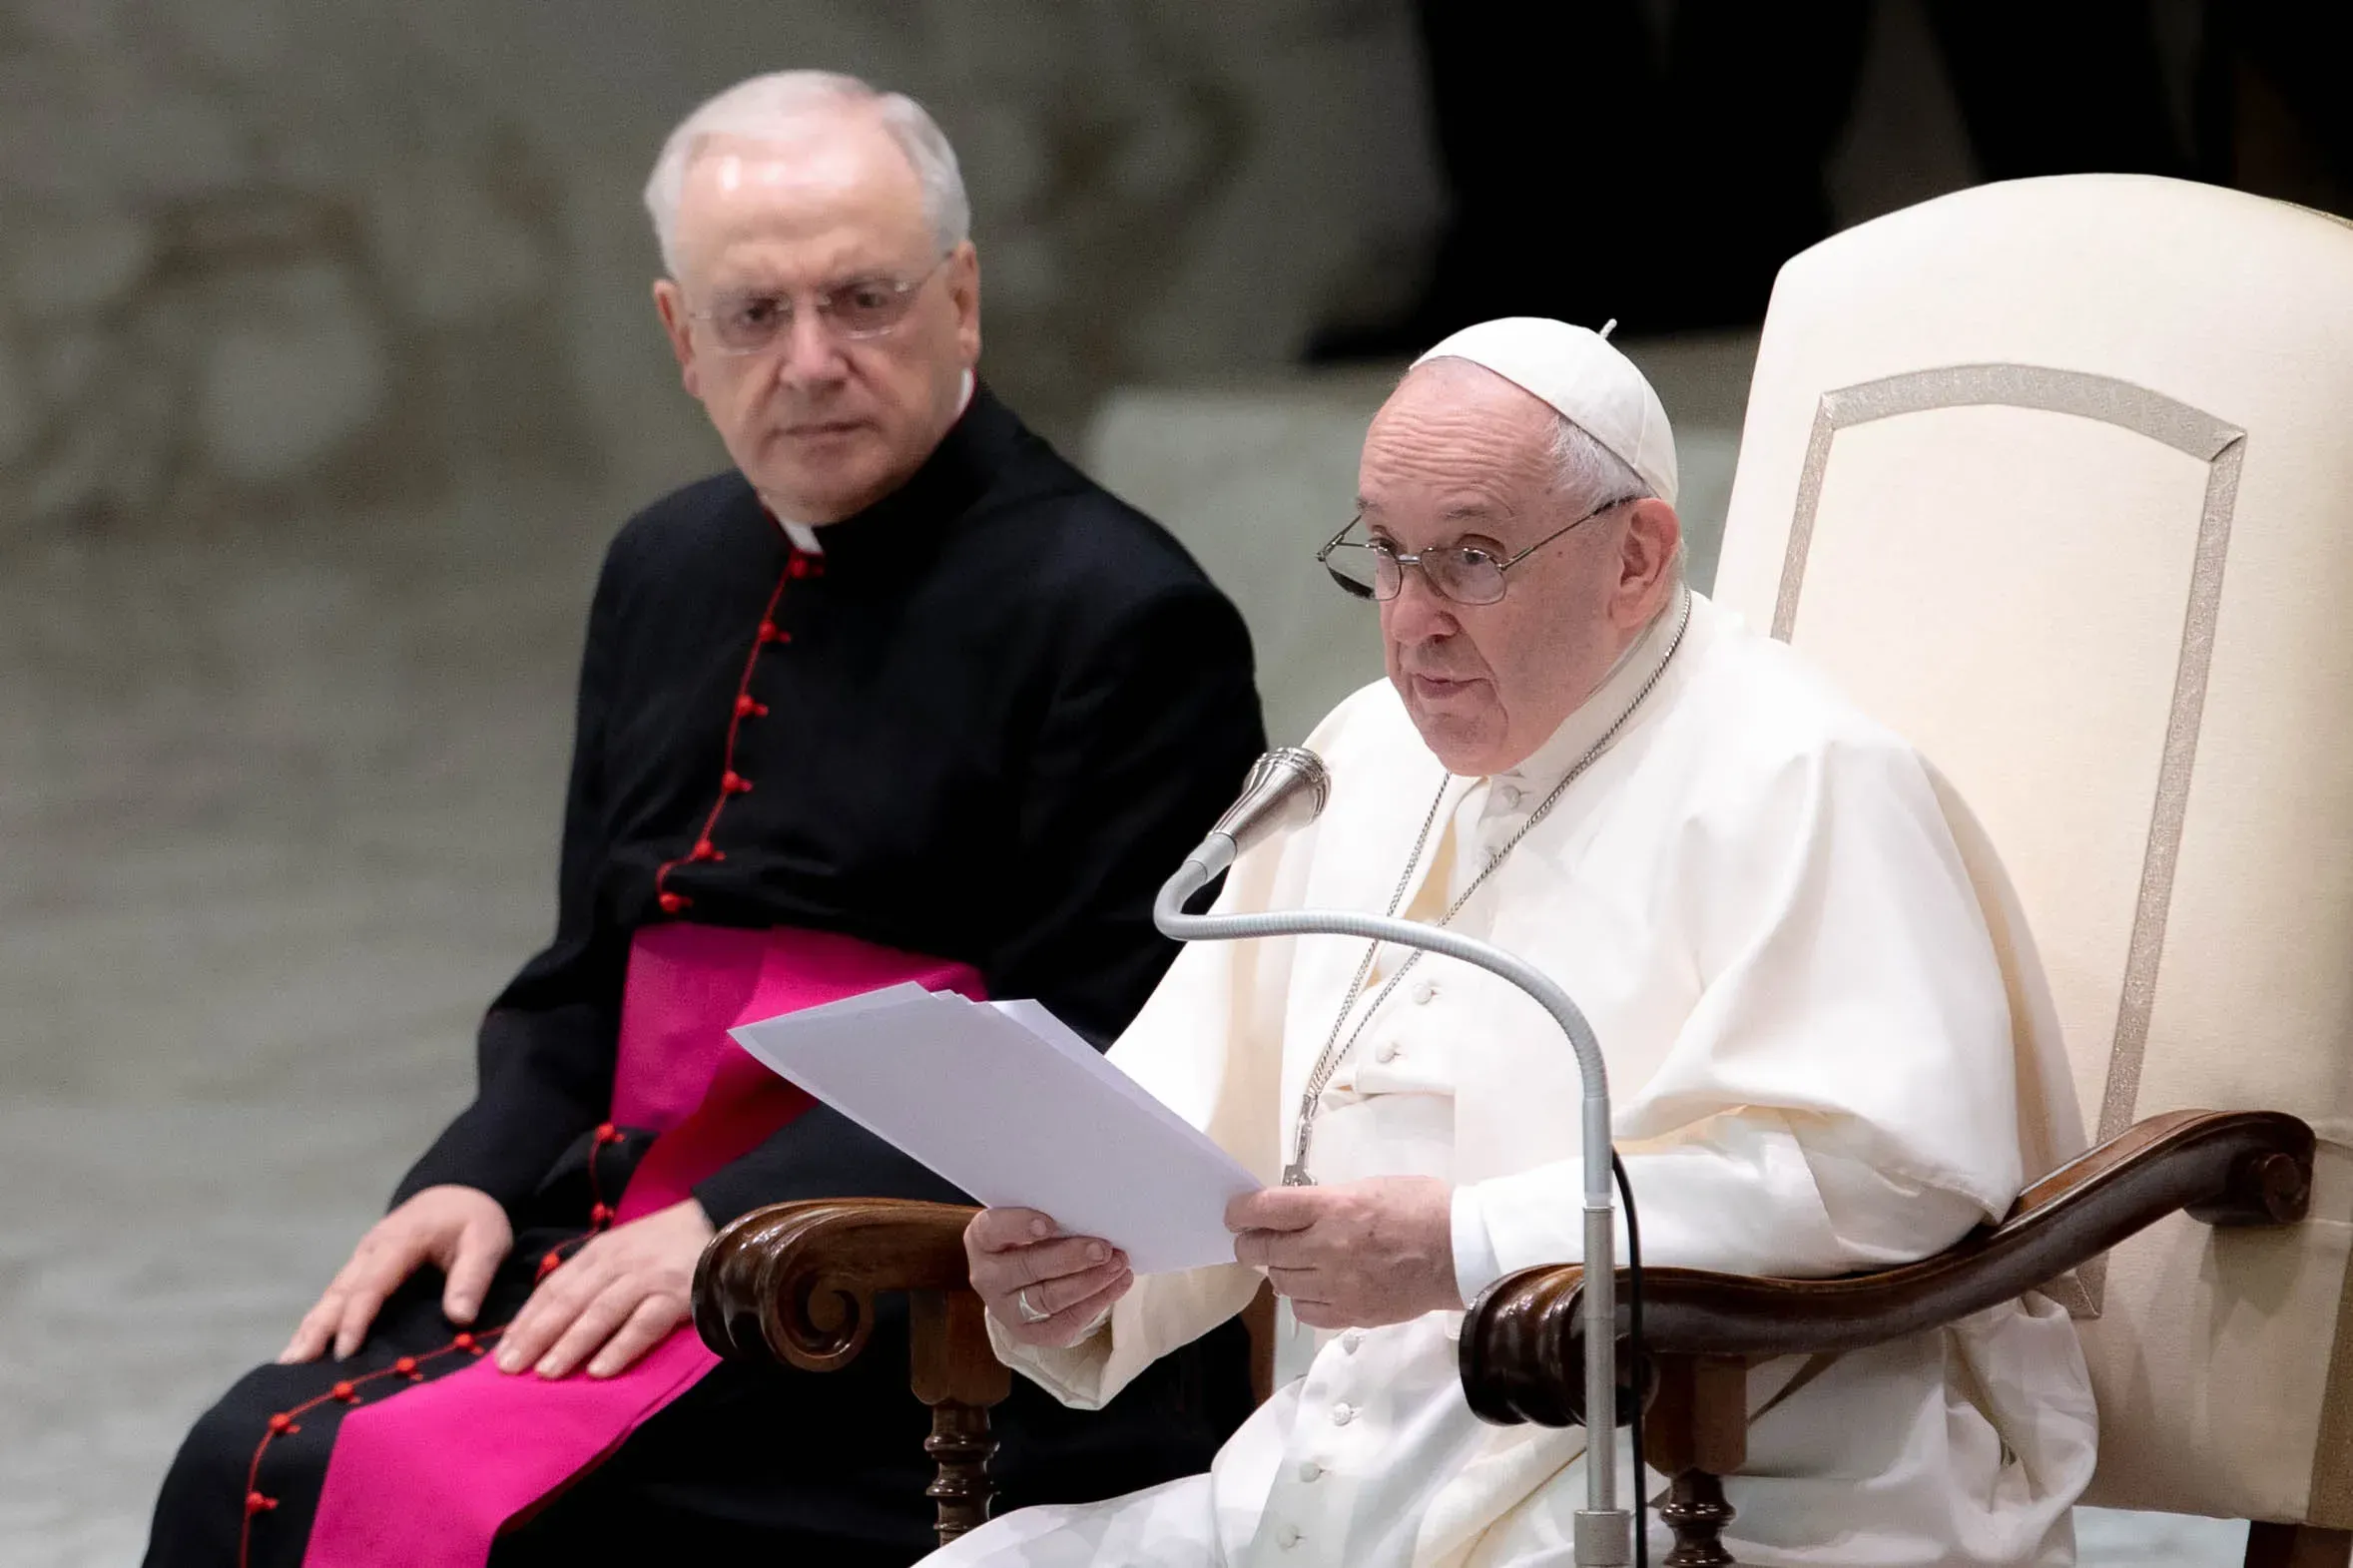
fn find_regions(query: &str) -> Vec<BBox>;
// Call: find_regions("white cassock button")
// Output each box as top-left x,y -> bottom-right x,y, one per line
1494,783 -> 1523,809
1277,1523 -> 1302,1549
1331,1401 -> 1357,1425
1411,980 -> 1436,1005
1374,1040 -> 1400,1063
1298,1460 -> 1324,1482
1342,1330 -> 1364,1354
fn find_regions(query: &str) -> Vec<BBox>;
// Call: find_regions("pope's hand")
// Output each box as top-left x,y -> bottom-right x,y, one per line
966,1208 -> 1132,1347
1228,1176 -> 1461,1329
496,1198 -> 714,1379
280,1185 -> 512,1363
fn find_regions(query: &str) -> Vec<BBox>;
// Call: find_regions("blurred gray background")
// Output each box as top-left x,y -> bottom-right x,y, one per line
3,0 -> 2343,1561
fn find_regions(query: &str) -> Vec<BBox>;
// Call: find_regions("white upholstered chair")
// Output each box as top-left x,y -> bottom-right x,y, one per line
1466,174 -> 2351,1565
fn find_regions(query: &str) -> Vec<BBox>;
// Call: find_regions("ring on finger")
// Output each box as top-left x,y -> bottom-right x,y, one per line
1015,1288 -> 1050,1324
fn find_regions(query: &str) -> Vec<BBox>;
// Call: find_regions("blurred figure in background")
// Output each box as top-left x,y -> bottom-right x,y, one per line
2194,0 -> 2353,211
145,70 -> 1263,1568
1310,0 -> 2188,355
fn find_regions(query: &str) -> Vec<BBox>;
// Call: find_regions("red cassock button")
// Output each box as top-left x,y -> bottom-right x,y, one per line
658,891 -> 688,913
591,1203 -> 613,1225
393,1356 -> 418,1377
247,1491 -> 280,1515
453,1332 -> 479,1352
268,1413 -> 296,1435
691,839 -> 716,861
722,772 -> 751,793
331,1381 -> 357,1403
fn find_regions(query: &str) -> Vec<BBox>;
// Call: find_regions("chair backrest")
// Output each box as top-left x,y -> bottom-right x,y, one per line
1709,175 -> 2353,1527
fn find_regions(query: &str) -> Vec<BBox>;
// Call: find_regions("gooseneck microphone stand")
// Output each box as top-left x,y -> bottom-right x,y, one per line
1153,749 -> 1634,1567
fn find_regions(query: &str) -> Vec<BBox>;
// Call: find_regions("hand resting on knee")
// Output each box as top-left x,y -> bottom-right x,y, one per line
279,1184 -> 512,1363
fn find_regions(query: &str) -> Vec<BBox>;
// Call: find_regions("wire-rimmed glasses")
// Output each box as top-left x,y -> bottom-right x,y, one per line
1315,494 -> 1642,605
686,254 -> 950,355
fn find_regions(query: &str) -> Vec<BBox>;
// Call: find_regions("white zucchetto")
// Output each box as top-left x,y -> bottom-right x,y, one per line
1413,316 -> 1679,507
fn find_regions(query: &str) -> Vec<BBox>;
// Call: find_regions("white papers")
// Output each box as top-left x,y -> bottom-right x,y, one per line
730,985 -> 1259,1275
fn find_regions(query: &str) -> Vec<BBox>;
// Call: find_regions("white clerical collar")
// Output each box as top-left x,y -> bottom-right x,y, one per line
1493,582 -> 1691,791
762,370 -> 976,557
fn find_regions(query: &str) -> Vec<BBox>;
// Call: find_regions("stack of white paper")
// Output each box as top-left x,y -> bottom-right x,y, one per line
730,985 -> 1260,1275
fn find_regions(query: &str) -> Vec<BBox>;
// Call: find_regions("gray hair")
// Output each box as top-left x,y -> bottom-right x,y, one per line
1548,414 -> 1683,579
1546,414 -> 1650,512
642,71 -> 970,277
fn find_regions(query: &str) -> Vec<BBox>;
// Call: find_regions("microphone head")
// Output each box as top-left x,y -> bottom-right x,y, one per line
1210,747 -> 1331,858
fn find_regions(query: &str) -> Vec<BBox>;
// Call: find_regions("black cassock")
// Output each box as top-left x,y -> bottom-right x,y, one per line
148,386 -> 1267,1567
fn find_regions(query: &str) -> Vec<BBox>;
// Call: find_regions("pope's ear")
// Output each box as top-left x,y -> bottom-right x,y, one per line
1617,497 -> 1682,613
652,279 -> 701,396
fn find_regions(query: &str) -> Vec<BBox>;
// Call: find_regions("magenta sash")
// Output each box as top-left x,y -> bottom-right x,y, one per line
301,924 -> 984,1567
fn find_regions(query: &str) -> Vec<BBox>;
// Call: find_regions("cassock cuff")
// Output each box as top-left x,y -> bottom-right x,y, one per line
1451,1183 -> 1507,1306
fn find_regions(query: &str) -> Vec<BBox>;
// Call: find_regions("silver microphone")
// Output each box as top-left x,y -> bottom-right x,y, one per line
1181,747 -> 1332,884
1151,747 -> 1634,1562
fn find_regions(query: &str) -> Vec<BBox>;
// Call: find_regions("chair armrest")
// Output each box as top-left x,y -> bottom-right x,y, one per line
692,1197 -> 981,1373
1462,1108 -> 2313,1427
693,1199 -> 1012,1544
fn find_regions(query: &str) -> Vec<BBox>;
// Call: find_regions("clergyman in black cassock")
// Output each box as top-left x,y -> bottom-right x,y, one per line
144,332 -> 1264,1566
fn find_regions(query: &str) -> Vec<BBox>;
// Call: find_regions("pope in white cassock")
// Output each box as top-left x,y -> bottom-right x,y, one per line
937,318 -> 2098,1566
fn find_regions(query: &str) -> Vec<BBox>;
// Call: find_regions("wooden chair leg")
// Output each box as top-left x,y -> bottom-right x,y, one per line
1658,1469 -> 1738,1566
1641,1353 -> 1749,1566
910,1287 -> 1014,1546
2246,1522 -> 2353,1568
923,1399 -> 998,1542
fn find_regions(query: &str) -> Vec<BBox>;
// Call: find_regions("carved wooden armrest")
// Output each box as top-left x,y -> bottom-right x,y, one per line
693,1197 -> 982,1371
1458,1109 -> 2315,1565
1462,1108 -> 2312,1426
691,1198 -> 1005,1545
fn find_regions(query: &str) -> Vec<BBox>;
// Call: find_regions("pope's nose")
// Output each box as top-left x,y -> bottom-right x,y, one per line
1382,565 -> 1462,645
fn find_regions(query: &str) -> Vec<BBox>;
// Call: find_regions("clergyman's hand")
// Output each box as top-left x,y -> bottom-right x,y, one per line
965,1207 -> 1132,1347
280,1184 -> 513,1363
1228,1176 -> 1460,1330
497,1198 -> 715,1379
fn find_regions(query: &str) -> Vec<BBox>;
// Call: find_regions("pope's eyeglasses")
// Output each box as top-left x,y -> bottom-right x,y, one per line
1315,494 -> 1643,605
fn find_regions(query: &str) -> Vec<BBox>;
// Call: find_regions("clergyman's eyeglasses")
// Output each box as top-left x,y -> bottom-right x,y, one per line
687,254 -> 950,355
1314,495 -> 1642,605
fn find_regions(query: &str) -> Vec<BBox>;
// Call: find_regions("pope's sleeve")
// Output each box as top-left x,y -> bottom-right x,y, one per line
1460,733 -> 2019,1284
983,839 -> 1291,1408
